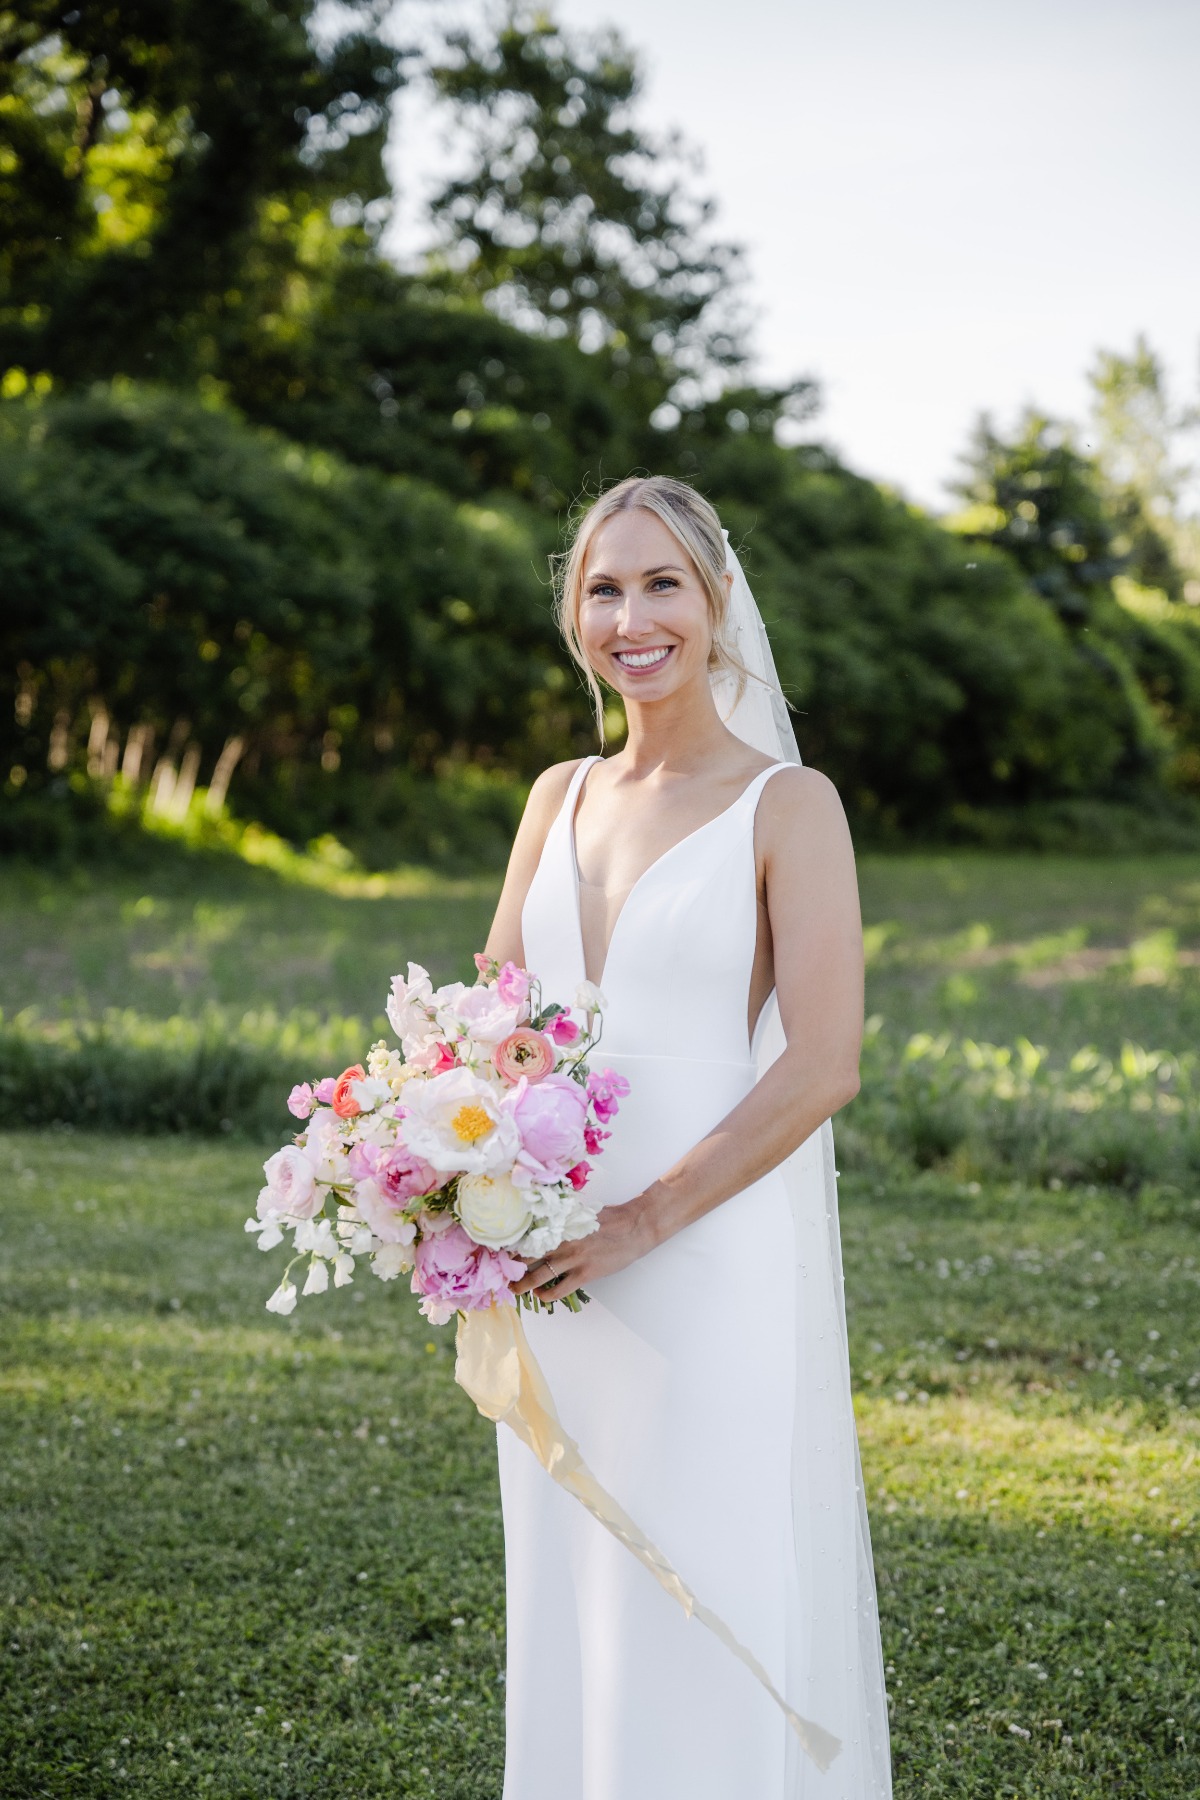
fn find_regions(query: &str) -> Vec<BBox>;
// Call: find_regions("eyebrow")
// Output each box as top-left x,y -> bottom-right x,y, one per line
586,564 -> 686,582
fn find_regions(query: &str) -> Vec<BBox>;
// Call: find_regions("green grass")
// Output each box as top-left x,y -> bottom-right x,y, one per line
1,1135 -> 1197,1797
2,844 -> 1199,1794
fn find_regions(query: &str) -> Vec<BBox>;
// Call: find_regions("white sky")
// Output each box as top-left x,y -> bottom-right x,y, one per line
386,0 -> 1200,511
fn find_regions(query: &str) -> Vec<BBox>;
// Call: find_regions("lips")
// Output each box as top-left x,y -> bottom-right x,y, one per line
612,646 -> 673,671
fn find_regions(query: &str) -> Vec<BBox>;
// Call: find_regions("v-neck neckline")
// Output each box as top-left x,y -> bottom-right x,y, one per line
566,755 -> 784,990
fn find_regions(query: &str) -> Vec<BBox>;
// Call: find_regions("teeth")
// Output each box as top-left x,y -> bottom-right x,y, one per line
615,647 -> 671,669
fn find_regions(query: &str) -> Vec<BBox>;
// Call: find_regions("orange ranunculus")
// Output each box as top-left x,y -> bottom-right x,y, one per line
493,1029 -> 555,1086
331,1063 -> 367,1118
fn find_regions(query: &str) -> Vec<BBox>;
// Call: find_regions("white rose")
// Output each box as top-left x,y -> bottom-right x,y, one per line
259,1145 -> 319,1219
456,1171 -> 534,1249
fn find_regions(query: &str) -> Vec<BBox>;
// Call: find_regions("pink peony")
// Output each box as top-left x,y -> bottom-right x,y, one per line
494,1028 -> 555,1086
496,961 -> 532,1008
287,1082 -> 316,1119
547,1012 -> 581,1046
354,1177 -> 421,1246
587,1067 -> 630,1123
314,1077 -> 337,1104
350,1141 -> 440,1207
410,1221 -> 524,1323
508,1072 -> 589,1187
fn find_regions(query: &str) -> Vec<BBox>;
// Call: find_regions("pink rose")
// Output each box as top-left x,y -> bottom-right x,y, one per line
258,1144 -> 321,1219
410,1221 -> 524,1323
473,952 -> 497,977
314,1077 -> 337,1104
587,1067 -> 630,1123
494,1028 -> 555,1086
547,1013 -> 581,1046
508,1073 -> 589,1186
287,1082 -> 316,1119
496,961 -> 532,1008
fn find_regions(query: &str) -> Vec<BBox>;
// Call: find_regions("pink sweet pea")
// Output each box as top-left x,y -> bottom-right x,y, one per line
507,1072 -> 589,1187
565,1161 -> 590,1190
313,1077 -> 337,1104
411,1220 -> 524,1324
496,961 -> 532,1008
586,1068 -> 630,1123
547,1012 -> 581,1046
584,1124 -> 610,1156
287,1082 -> 316,1119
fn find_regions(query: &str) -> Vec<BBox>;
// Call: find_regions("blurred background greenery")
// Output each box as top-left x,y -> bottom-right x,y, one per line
3,2 -> 1200,869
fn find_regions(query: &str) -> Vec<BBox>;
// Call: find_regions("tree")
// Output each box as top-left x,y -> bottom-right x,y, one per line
1087,335 -> 1200,602
423,13 -> 770,419
0,1 -> 408,383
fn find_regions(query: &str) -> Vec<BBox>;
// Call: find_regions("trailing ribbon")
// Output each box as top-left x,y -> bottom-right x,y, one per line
455,1302 -> 841,1773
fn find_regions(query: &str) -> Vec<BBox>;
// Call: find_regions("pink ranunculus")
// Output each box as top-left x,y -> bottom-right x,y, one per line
287,1082 -> 316,1119
332,1064 -> 366,1119
547,1012 -> 581,1046
410,1222 -> 523,1323
496,961 -> 532,1008
493,1028 -> 555,1086
586,1067 -> 631,1123
508,1072 -> 589,1187
565,1161 -> 590,1191
313,1077 -> 337,1104
583,1123 -> 610,1157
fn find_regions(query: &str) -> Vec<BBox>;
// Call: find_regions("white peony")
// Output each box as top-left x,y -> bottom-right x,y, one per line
518,1200 -> 600,1261
456,1171 -> 534,1249
398,1065 -> 520,1175
259,1145 -> 319,1219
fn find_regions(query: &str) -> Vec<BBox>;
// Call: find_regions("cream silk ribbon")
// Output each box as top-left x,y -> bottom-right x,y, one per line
455,1303 -> 842,1772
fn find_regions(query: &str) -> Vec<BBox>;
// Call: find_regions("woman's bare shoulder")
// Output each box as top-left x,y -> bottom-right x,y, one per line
757,765 -> 852,854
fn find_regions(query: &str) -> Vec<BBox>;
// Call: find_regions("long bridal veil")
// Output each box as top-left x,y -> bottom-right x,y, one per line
715,533 -> 893,1795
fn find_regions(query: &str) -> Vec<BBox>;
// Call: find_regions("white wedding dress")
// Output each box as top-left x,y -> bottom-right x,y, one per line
497,752 -> 892,1799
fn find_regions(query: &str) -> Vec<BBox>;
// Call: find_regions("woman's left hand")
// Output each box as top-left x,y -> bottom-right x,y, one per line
510,1196 -> 658,1304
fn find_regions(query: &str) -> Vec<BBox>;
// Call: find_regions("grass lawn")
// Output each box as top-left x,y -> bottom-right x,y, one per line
2,844 -> 1199,1796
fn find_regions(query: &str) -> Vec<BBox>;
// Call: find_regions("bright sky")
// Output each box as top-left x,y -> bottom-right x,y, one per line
387,0 -> 1200,512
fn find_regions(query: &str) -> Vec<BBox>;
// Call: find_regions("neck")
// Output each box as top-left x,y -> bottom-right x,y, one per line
617,673 -> 737,774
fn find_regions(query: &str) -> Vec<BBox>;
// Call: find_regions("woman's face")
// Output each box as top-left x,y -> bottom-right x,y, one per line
578,508 -> 717,703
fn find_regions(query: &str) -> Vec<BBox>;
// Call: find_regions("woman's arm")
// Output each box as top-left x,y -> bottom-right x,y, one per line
485,760 -> 585,967
513,766 -> 863,1297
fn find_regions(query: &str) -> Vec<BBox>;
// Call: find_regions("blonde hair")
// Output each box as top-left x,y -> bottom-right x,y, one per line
552,475 -> 753,742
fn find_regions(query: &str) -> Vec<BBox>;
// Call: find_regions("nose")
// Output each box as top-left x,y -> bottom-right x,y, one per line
613,587 -> 655,640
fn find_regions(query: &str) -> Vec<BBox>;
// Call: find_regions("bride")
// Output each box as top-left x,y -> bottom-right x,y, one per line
484,475 -> 892,1799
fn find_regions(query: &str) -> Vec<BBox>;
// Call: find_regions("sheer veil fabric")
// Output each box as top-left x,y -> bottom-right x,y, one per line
716,533 -> 892,1793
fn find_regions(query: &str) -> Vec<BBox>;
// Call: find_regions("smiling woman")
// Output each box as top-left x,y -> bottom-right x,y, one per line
481,474 -> 891,1799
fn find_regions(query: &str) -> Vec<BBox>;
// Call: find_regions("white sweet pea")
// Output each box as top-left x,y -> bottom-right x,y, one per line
332,1252 -> 355,1288
575,981 -> 607,1016
456,1171 -> 533,1249
245,1216 -> 285,1252
265,1279 -> 298,1315
302,1258 -> 330,1296
294,1216 -> 337,1258
386,962 -> 435,1041
348,1076 -> 391,1113
371,1242 -> 414,1281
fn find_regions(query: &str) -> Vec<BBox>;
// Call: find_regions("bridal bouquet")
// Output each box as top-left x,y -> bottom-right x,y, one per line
245,955 -> 629,1323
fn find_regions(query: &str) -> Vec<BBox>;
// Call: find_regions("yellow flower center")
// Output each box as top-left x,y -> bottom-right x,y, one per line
451,1102 -> 493,1144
